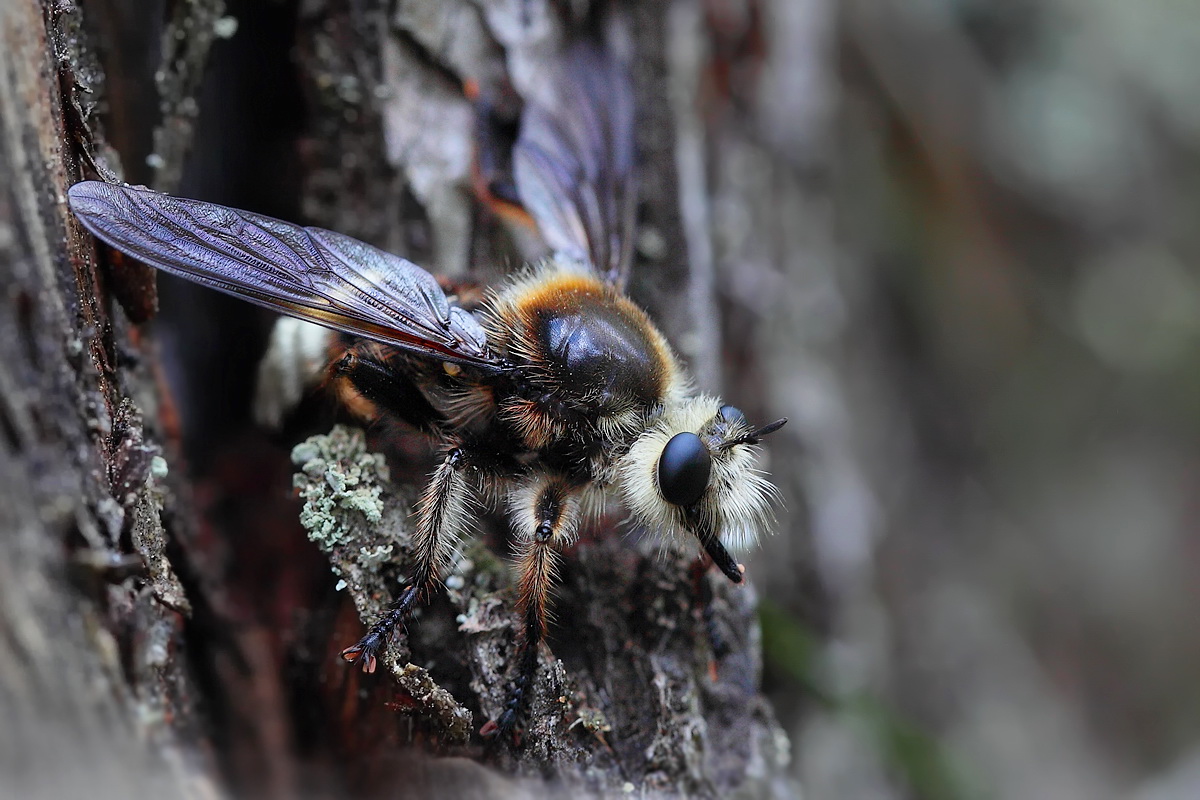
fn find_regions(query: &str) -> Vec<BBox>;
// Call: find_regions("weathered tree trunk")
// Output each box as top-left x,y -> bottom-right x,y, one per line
1,1 -> 802,798
0,2 -> 215,797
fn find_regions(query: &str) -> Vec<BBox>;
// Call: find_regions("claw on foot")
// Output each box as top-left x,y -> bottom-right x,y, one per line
340,642 -> 379,674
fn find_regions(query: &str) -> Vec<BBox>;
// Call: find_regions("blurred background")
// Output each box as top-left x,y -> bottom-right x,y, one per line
745,2 -> 1200,799
18,0 -> 1200,797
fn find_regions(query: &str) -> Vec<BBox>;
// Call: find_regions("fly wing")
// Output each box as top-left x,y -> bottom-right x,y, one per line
68,181 -> 501,369
513,41 -> 636,288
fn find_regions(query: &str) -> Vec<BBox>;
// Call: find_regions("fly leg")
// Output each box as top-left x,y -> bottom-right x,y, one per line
330,342 -> 445,435
341,446 -> 472,673
483,476 -> 582,740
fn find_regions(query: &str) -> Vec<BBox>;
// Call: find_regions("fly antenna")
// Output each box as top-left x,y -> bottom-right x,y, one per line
720,418 -> 787,449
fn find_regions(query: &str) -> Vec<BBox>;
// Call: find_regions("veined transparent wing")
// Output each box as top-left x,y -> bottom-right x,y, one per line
68,181 -> 504,370
513,41 -> 636,289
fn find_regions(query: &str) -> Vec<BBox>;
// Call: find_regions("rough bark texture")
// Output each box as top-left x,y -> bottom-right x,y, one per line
1,1 -> 804,798
0,1 -> 216,797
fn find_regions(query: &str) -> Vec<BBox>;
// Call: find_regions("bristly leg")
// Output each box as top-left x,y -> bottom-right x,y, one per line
485,629 -> 542,743
483,476 -> 579,741
341,446 -> 471,672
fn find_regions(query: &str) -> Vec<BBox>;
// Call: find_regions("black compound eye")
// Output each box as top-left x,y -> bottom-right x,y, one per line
719,405 -> 747,428
657,432 -> 712,507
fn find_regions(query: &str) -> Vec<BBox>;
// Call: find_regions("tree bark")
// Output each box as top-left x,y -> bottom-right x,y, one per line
0,1 -> 216,797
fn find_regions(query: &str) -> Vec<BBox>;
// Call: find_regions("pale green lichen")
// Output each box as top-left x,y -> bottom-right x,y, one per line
356,543 -> 395,570
149,455 -> 169,481
289,425 -> 416,640
291,425 -> 389,551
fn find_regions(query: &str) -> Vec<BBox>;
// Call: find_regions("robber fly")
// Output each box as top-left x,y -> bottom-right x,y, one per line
68,40 -> 785,737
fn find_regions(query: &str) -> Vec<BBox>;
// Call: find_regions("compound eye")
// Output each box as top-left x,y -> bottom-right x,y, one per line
719,405 -> 747,428
657,432 -> 712,507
